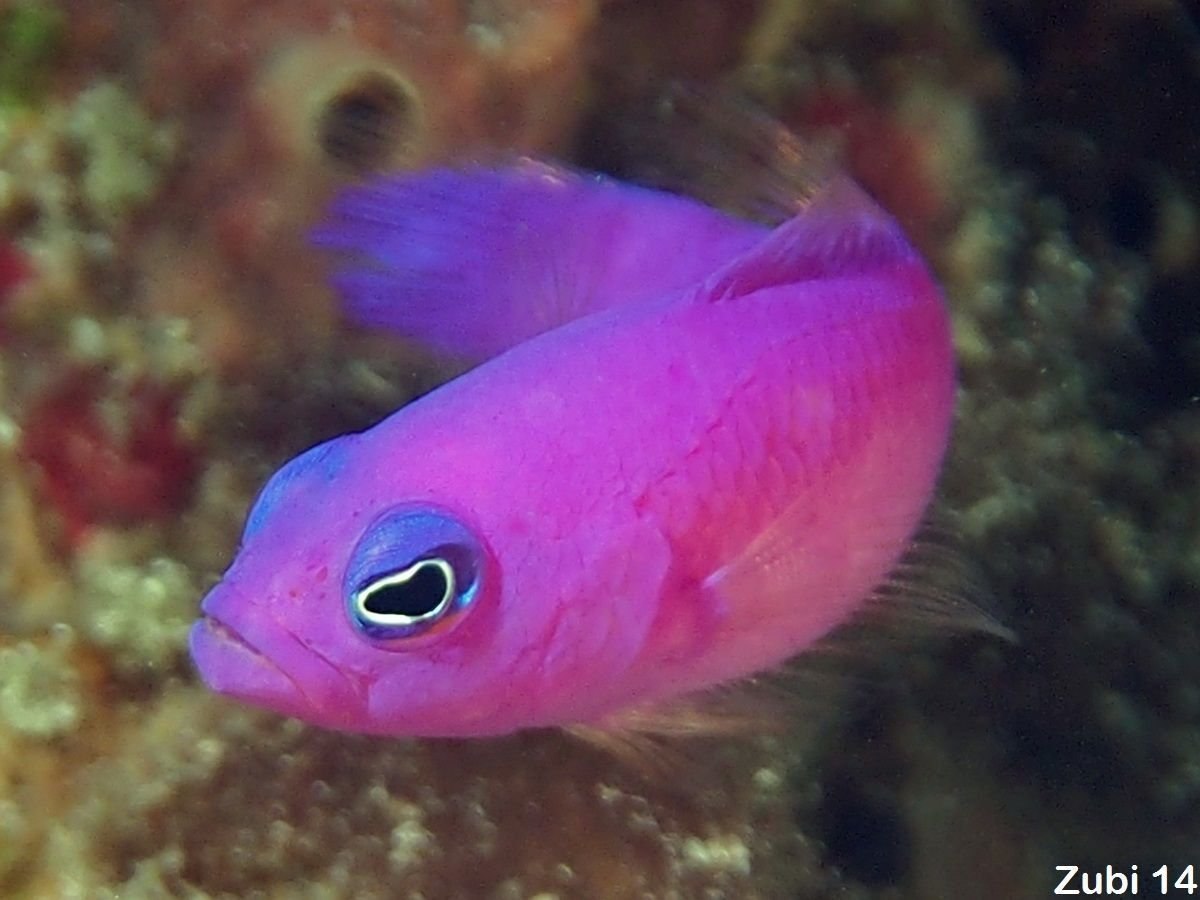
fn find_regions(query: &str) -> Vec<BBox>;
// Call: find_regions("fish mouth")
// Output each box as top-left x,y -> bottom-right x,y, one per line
189,614 -> 311,717
189,584 -> 370,730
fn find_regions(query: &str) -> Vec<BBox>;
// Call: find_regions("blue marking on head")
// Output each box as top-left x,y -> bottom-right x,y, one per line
243,439 -> 349,541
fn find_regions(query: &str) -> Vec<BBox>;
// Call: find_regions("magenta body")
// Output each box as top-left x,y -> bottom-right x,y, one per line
189,165 -> 955,736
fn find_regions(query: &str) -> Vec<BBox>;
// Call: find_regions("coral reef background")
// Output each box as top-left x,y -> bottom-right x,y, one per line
0,0 -> 1198,897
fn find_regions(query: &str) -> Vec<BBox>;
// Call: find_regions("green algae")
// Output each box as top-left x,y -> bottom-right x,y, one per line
77,550 -> 196,676
64,83 -> 178,227
0,81 -> 176,331
0,629 -> 80,739
0,2 -> 64,110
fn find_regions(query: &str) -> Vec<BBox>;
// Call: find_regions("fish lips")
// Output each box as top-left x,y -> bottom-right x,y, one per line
190,585 -> 367,729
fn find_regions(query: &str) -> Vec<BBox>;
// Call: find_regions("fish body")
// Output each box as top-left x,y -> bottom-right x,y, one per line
189,162 -> 954,737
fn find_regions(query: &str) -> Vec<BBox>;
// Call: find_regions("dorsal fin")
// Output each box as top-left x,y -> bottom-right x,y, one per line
597,86 -> 922,303
699,176 -> 920,303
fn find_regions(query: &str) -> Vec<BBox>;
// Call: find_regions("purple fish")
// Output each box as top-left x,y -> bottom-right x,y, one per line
189,158 -> 956,737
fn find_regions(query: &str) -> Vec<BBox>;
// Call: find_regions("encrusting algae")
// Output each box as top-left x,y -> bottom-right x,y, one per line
0,628 -> 80,739
0,1 -> 1198,898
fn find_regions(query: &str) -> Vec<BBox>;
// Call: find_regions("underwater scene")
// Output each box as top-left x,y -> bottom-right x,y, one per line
1,1 -> 1198,897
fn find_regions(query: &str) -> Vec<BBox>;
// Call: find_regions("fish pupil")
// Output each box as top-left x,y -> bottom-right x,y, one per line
362,561 -> 450,620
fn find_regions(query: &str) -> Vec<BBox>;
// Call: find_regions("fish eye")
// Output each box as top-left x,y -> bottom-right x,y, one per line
344,506 -> 486,647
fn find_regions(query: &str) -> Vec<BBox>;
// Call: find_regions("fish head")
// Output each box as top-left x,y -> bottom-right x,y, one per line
188,424 -> 667,736
188,433 -> 515,735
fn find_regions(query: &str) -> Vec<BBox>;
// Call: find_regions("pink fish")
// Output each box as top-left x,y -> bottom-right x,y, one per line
188,157 -> 955,737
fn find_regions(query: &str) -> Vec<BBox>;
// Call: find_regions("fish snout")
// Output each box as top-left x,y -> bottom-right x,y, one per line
190,584 -> 368,729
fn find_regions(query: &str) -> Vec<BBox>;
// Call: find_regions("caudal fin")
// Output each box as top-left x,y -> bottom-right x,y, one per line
313,160 -> 763,362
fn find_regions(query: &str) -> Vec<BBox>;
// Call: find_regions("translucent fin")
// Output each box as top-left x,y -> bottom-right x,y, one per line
576,678 -> 791,739
564,682 -> 789,778
709,492 -> 1010,653
856,511 -> 1014,643
313,160 -> 764,362
603,84 -> 838,225
565,510 -> 1010,769
565,664 -> 861,778
596,86 -> 919,303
